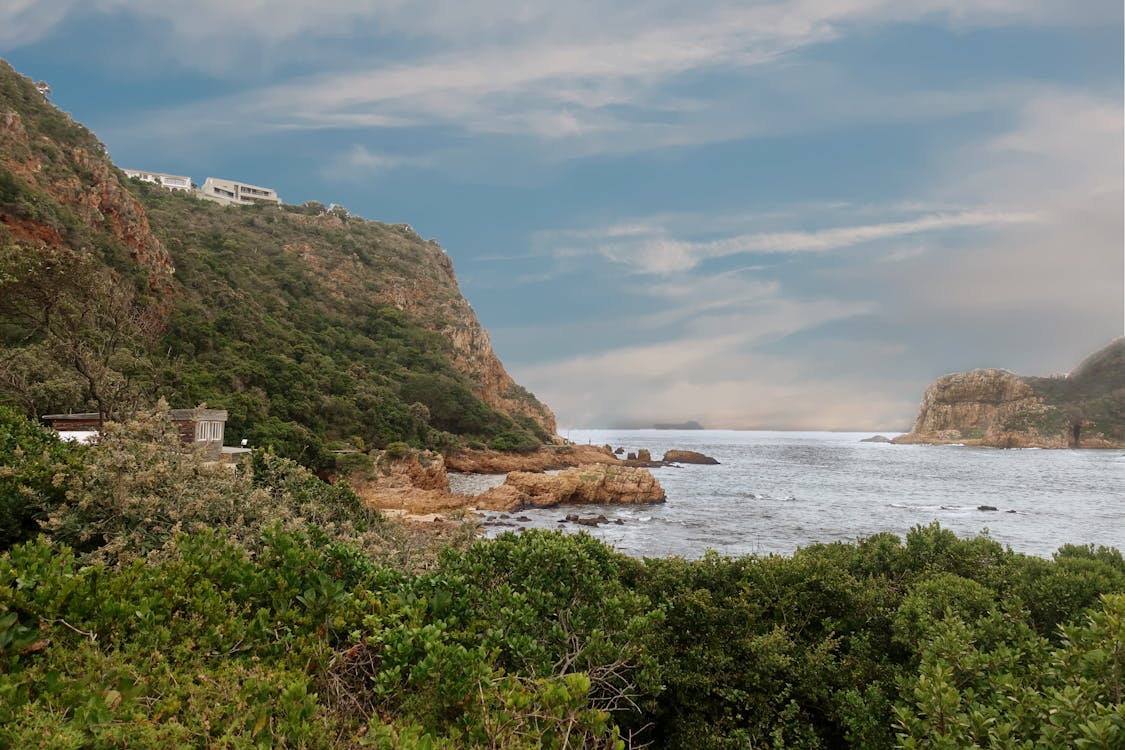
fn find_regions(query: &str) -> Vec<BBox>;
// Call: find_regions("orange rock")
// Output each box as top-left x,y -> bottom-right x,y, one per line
475,464 -> 665,511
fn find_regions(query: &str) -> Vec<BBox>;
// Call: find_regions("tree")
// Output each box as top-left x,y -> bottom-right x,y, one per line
0,242 -> 161,420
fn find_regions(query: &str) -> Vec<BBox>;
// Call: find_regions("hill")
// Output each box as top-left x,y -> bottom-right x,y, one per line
0,60 -> 554,468
893,338 -> 1125,448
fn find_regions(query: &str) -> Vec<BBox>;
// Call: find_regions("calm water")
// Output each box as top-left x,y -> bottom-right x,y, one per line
454,430 -> 1125,559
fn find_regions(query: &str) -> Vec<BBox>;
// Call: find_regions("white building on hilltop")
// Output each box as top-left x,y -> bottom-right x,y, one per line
198,177 -> 282,207
123,169 -> 193,191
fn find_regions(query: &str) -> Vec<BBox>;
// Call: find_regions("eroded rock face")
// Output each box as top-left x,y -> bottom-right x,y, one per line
0,106 -> 173,292
349,450 -> 477,514
901,370 -> 1037,436
348,449 -> 450,491
475,464 -> 666,511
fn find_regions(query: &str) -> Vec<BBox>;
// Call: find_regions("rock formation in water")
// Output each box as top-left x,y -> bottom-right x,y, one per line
474,463 -> 666,511
661,449 -> 720,464
893,339 -> 1125,448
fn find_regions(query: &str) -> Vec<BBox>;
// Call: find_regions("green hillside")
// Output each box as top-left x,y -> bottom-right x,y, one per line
1019,338 -> 1125,443
0,60 -> 552,468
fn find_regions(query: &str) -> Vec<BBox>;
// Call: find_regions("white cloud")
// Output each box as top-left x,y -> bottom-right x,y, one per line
540,209 -> 1036,274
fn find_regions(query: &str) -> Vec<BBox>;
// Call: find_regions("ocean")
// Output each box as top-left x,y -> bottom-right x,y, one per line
451,429 -> 1125,559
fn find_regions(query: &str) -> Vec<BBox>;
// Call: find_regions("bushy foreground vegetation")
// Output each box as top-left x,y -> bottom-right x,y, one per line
2,408 -> 1123,748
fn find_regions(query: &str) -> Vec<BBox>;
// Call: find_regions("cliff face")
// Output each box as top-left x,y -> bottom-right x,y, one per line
894,340 -> 1125,448
0,66 -> 172,289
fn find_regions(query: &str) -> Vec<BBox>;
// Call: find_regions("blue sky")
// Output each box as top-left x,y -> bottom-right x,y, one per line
3,1 -> 1122,430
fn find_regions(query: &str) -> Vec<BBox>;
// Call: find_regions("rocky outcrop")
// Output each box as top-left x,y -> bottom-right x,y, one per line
351,449 -> 665,516
893,369 -> 1040,444
0,71 -> 173,291
348,450 -> 473,514
894,341 -> 1125,448
474,464 -> 666,511
661,449 -> 720,464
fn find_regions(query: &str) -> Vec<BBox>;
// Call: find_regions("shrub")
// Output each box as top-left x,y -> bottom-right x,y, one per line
487,429 -> 541,454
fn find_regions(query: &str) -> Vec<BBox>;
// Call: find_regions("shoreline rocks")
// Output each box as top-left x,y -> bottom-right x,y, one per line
351,450 -> 667,517
475,463 -> 666,512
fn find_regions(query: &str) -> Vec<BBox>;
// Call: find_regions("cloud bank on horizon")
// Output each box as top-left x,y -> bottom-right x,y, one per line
3,0 -> 1121,430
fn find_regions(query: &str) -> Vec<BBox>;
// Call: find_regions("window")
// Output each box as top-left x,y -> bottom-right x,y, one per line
195,421 -> 224,442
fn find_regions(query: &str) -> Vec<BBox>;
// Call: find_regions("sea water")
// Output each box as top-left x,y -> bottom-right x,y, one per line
453,429 -> 1125,559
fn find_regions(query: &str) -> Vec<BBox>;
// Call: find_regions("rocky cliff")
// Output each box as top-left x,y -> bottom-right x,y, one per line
0,66 -> 172,288
894,339 -> 1125,448
0,59 -> 555,462
278,211 -> 555,436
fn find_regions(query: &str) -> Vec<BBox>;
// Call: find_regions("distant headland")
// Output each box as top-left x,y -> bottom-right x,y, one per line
652,420 -> 705,430
893,338 -> 1125,448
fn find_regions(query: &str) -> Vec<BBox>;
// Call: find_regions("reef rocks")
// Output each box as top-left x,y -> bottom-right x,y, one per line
474,464 -> 666,512
661,449 -> 720,464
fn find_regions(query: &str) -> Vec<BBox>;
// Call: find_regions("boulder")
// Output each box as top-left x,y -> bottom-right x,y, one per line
860,435 -> 891,443
661,449 -> 720,465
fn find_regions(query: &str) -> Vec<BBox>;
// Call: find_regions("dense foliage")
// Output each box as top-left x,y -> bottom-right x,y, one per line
1022,339 -> 1125,442
1,408 -> 1122,748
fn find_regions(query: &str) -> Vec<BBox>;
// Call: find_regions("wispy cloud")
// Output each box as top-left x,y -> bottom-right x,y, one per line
323,145 -> 431,181
539,209 -> 1036,274
65,0 -> 1116,157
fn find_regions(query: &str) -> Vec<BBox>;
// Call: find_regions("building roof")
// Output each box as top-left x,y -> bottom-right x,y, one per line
43,409 -> 228,421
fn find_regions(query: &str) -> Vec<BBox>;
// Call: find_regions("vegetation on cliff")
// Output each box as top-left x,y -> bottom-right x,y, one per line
0,60 -> 553,468
2,406 -> 1123,748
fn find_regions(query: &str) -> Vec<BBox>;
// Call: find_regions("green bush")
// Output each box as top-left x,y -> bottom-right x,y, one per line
0,407 -> 82,551
487,429 -> 541,453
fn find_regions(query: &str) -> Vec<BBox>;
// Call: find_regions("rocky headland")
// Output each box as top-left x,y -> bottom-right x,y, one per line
893,339 -> 1125,448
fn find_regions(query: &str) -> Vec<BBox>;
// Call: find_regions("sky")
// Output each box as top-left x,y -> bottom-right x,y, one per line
2,1 -> 1122,431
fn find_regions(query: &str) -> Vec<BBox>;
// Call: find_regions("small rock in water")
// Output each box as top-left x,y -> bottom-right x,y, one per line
515,515 -> 531,522
614,518 -> 625,525
977,505 -> 999,511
